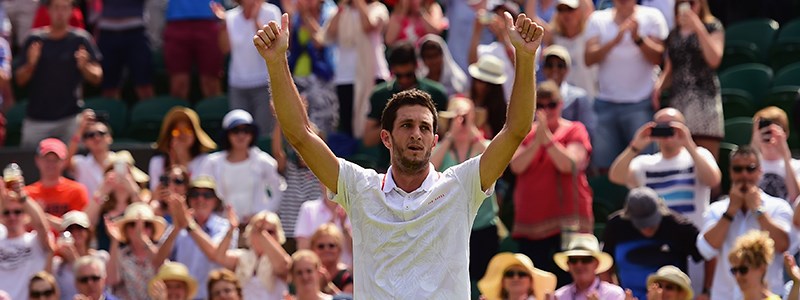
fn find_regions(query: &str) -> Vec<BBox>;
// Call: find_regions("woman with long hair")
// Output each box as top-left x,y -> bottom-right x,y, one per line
148,107 -> 217,191
468,55 -> 507,139
289,250 -> 334,300
653,0 -> 724,159
208,269 -> 243,300
87,152 -> 146,251
309,224 -> 353,294
478,253 -> 556,300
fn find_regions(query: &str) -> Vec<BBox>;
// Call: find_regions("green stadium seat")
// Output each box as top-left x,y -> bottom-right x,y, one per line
127,96 -> 189,142
773,62 -> 800,87
718,142 -> 738,196
777,19 -> 800,43
83,97 -> 128,136
4,101 -> 27,147
590,175 -> 628,240
722,88 -> 755,119
725,18 -> 780,62
723,117 -> 754,146
194,96 -> 230,144
255,136 -> 273,156
719,63 -> 773,104
720,41 -> 760,71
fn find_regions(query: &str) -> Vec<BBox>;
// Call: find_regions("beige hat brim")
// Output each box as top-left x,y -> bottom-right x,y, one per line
156,108 -> 216,154
553,250 -> 614,274
149,273 -> 198,299
646,274 -> 693,300
113,215 -> 167,243
469,64 -> 507,85
478,253 -> 557,300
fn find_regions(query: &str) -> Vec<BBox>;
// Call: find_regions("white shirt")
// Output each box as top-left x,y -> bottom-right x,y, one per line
242,275 -> 288,300
332,3 -> 390,85
226,3 -> 282,88
696,192 -> 794,300
584,7 -> 668,102
553,32 -> 598,99
759,158 -> 800,201
295,198 -> 353,265
640,0 -> 675,29
0,232 -> 49,300
630,147 -> 716,227
333,156 -> 493,298
148,154 -> 209,191
73,153 -> 108,196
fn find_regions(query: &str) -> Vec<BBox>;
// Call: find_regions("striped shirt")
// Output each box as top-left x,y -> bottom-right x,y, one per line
277,161 -> 322,238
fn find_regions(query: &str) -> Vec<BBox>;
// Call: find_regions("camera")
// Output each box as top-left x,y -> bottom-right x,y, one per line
650,122 -> 674,137
759,118 -> 773,142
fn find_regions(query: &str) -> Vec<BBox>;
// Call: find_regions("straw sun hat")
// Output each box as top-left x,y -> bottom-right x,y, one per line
478,252 -> 557,300
646,266 -> 693,300
155,107 -> 216,154
111,202 -> 167,243
553,233 -> 614,274
149,262 -> 198,299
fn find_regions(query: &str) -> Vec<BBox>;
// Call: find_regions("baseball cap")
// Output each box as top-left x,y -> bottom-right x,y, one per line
623,187 -> 665,230
557,0 -> 580,9
543,45 -> 572,67
222,109 -> 255,131
37,138 -> 67,159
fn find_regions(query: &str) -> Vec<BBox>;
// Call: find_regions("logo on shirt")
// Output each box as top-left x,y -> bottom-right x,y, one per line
428,193 -> 446,206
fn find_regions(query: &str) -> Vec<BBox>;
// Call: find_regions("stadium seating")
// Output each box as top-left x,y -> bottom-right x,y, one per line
723,117 -> 754,146
127,96 -> 190,142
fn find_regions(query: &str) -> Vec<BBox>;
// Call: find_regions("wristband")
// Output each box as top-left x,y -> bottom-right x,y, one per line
722,212 -> 734,222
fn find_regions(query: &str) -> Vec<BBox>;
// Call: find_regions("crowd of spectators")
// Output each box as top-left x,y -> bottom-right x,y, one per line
0,0 -> 799,298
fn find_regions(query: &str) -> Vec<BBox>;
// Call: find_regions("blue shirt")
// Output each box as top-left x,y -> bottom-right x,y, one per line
166,0 -> 221,21
169,213 -> 233,300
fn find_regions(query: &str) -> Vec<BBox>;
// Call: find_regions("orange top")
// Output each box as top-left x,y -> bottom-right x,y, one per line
25,177 -> 89,217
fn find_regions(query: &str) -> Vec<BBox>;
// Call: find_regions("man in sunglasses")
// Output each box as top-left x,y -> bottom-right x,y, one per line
156,176 -> 234,300
697,145 -> 793,300
73,256 -> 118,300
541,45 -> 596,140
25,138 -> 90,227
601,187 -> 703,300
0,175 -> 53,300
363,41 -> 448,172
65,109 -> 114,197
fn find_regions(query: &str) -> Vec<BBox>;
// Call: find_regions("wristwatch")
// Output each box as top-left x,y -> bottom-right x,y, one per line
634,36 -> 644,46
755,206 -> 767,217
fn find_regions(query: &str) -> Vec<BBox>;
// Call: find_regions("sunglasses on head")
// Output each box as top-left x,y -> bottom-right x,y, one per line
2,209 -> 23,217
77,275 -> 102,284
229,126 -> 254,135
30,289 -> 55,298
731,164 -> 758,174
503,270 -> 530,278
537,102 -> 559,110
159,175 -> 186,186
567,256 -> 596,265
544,62 -> 568,69
316,243 -> 337,250
655,281 -> 681,292
82,131 -> 107,140
171,127 -> 193,137
730,265 -> 750,275
188,189 -> 216,199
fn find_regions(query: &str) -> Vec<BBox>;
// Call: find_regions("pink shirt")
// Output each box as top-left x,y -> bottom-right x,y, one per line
554,278 -> 625,300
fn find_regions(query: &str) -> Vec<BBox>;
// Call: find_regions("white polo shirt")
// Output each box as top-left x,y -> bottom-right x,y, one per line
696,191 -> 794,300
333,155 -> 493,298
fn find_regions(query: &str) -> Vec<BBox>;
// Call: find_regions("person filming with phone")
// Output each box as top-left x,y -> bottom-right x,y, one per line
750,107 -> 800,203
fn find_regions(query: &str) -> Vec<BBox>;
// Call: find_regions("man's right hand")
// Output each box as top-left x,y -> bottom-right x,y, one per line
27,41 -> 42,66
254,13 -> 291,63
728,182 -> 746,214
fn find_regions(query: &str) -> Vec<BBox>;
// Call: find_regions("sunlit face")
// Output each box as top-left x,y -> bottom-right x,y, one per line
729,154 -> 762,187
312,235 -> 341,266
535,95 -> 562,121
502,265 -> 532,297
210,280 -> 240,300
47,0 -> 72,29
169,121 -> 196,151
292,259 -> 321,290
729,257 -> 766,292
227,125 -> 254,151
65,224 -> 90,245
123,221 -> 155,242
391,64 -> 418,91
75,264 -> 105,299
384,105 -> 437,175
164,168 -> 188,195
654,280 -> 688,300
445,98 -> 477,136
556,4 -> 581,29
1,200 -> 26,229
83,123 -> 112,152
164,280 -> 188,300
542,56 -> 568,85
420,42 -> 444,76
29,279 -> 58,300
566,256 -> 598,283
187,188 -> 218,219
35,153 -> 66,179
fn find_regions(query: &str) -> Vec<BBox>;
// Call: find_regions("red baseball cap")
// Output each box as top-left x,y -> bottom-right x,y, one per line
37,138 -> 67,159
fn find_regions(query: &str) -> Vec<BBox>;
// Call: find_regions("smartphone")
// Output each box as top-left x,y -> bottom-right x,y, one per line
159,175 -> 170,187
650,122 -> 674,137
94,112 -> 110,124
114,160 -> 126,177
678,2 -> 691,14
759,118 -> 773,142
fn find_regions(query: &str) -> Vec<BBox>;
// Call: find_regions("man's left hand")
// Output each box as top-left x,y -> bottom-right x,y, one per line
74,45 -> 89,70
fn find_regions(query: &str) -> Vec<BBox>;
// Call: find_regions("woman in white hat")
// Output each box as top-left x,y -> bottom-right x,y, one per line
104,202 -> 168,300
728,230 -> 781,300
468,54 -> 508,139
147,262 -> 198,300
478,252 -> 557,300
53,210 -> 110,300
213,210 -> 291,300
553,233 -> 623,300
645,266 -> 693,300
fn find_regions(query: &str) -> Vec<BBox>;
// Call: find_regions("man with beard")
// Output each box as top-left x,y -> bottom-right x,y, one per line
253,10 -> 543,299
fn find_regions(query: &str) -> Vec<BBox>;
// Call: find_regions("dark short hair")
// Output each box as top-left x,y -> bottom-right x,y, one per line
381,89 -> 438,133
388,42 -> 417,67
730,144 -> 761,162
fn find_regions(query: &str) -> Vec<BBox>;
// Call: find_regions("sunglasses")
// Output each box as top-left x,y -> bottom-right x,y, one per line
556,5 -> 576,12
229,126 -> 254,135
656,281 -> 681,292
82,131 -> 107,140
544,62 -> 568,69
394,71 -> 416,79
2,209 -> 23,217
125,222 -> 155,230
730,265 -> 750,275
731,164 -> 758,174
188,190 -> 216,199
171,127 -> 193,137
503,270 -> 530,278
567,256 -> 596,265
159,175 -> 186,186
30,289 -> 55,298
77,275 -> 102,284
537,102 -> 559,110
316,243 -> 337,250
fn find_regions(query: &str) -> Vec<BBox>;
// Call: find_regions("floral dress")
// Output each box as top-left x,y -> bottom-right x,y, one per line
113,247 -> 156,300
665,20 -> 725,139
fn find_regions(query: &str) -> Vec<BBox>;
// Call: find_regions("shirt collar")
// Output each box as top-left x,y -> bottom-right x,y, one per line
382,163 -> 438,194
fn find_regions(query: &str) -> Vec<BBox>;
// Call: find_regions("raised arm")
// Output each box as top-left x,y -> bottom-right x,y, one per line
255,14 -> 340,193
479,12 -> 542,191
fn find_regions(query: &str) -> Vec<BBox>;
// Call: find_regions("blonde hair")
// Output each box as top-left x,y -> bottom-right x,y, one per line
207,269 -> 242,300
537,80 -> 562,103
310,223 -> 344,249
29,271 -> 59,297
728,230 -> 775,269
244,211 -> 286,245
549,5 -> 587,36
754,106 -> 790,135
